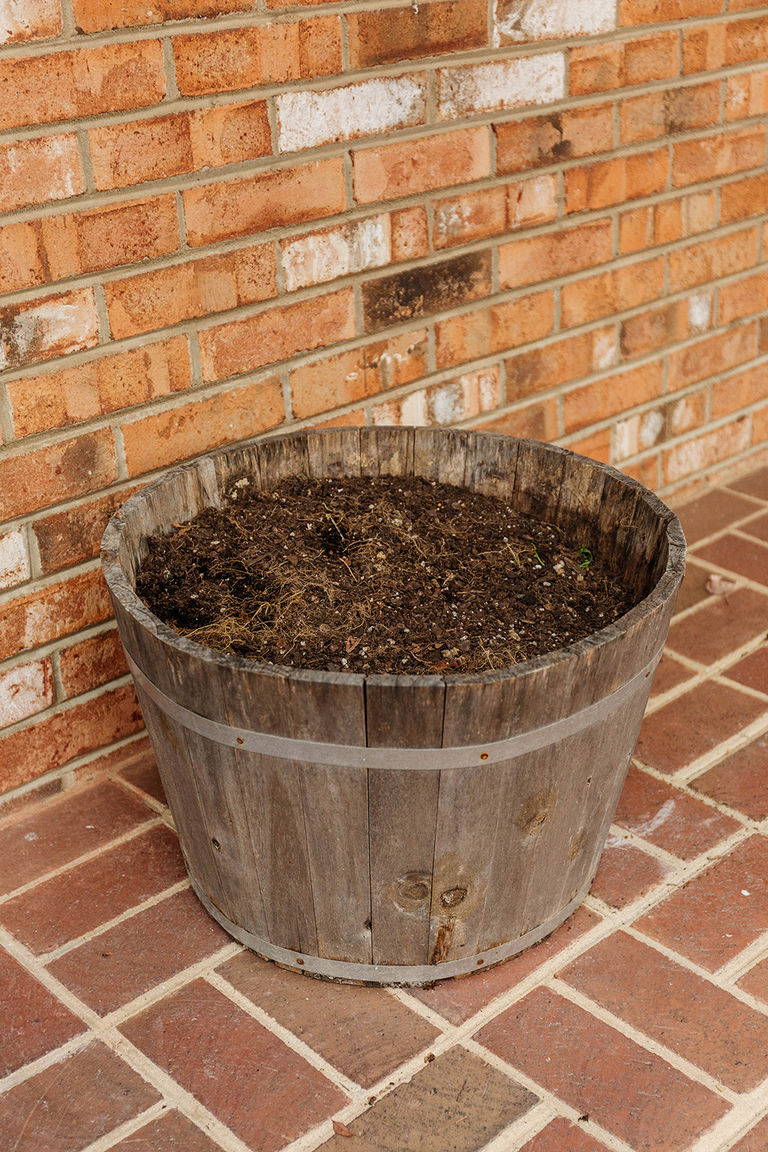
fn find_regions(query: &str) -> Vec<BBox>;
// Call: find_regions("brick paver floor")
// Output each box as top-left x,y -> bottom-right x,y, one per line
3,467 -> 768,1152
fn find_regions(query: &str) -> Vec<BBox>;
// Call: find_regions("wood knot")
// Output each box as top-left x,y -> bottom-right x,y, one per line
440,887 -> 467,908
516,789 -> 557,837
395,872 -> 431,907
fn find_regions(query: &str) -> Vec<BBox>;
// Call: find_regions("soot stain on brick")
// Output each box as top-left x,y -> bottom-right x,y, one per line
362,251 -> 491,331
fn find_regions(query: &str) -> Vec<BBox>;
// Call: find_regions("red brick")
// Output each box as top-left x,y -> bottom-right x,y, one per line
348,0 -> 486,67
569,427 -> 612,465
411,905 -> 600,1025
111,1111 -> 222,1152
290,332 -> 428,418
570,30 -> 678,96
363,252 -> 490,331
663,419 -> 752,485
676,486 -> 760,544
172,18 -> 342,96
565,148 -> 669,214
122,378 -> 284,477
472,398 -> 559,442
121,979 -> 346,1149
0,221 -> 47,295
73,0 -> 257,32
637,835 -> 768,969
374,367 -> 500,426
0,568 -> 111,666
477,987 -> 727,1150
0,134 -> 81,213
499,218 -> 613,289
669,323 -> 757,391
0,287 -> 99,371
563,362 -> 664,434
49,888 -> 230,1014
505,327 -> 616,401
220,949 -> 439,1087
0,1041 -> 159,1152
668,228 -> 760,292
650,652 -> 695,696
619,190 -> 716,254
620,301 -> 689,359
682,22 -> 727,74
0,779 -> 153,895
0,684 -> 144,793
672,126 -> 766,188
621,0 -> 722,24
721,172 -> 768,224
433,174 -> 556,249
183,158 -> 346,247
691,733 -> 768,820
620,81 -> 720,144
391,206 -> 429,261
0,0 -> 62,43
354,126 -> 490,203
0,41 -> 166,131
119,750 -> 167,806
590,839 -> 673,907
726,1117 -> 768,1152
726,68 -> 768,120
561,932 -> 768,1091
520,1118 -> 610,1152
615,765 -> 740,858
666,586 -> 768,664
33,486 -> 142,574
0,429 -> 116,521
9,338 -> 190,438
636,679 -> 766,773
59,630 -> 129,698
89,111 -> 193,189
496,104 -> 613,177
105,245 -> 277,339
727,14 -> 768,65
321,1047 -> 537,1150
720,270 -> 768,325
561,258 -> 665,327
0,823 -> 184,953
696,530 -> 768,585
433,292 -> 553,370
2,947 -> 84,1077
198,290 -> 354,382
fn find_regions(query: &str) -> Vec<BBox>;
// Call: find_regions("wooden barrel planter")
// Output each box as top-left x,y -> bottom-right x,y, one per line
102,428 -> 685,985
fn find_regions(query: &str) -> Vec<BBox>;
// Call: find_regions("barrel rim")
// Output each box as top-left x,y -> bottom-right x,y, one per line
101,428 -> 686,688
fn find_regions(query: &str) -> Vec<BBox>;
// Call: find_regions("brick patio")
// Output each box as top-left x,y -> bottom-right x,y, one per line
2,466 -> 768,1152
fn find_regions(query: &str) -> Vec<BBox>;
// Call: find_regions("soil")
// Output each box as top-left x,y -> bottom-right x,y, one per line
136,474 -> 636,677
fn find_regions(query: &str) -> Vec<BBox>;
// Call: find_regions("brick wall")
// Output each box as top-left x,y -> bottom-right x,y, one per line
1,0 -> 768,802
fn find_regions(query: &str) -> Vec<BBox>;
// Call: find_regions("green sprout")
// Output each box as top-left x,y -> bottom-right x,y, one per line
531,542 -> 544,565
579,546 -> 593,570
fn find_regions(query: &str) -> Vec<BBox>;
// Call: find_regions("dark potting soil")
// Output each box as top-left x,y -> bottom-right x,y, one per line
136,474 -> 636,676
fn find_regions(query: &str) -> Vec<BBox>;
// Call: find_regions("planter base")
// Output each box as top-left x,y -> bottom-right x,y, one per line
191,877 -> 592,986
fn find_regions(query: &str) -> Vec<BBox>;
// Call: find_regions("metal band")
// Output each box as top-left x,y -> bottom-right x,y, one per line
190,876 -> 593,986
127,644 -> 662,771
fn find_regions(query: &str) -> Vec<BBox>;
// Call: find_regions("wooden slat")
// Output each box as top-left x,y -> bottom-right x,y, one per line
359,426 -> 415,478
511,439 -> 568,520
307,427 -> 362,479
413,427 -> 469,487
463,431 -> 519,500
366,674 -> 444,966
553,452 -> 607,548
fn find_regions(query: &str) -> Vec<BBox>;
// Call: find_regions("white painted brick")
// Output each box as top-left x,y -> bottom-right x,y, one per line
689,291 -> 713,334
0,658 -> 53,729
277,76 -> 427,154
664,421 -> 750,484
282,215 -> 391,292
438,52 -> 565,120
615,410 -> 664,461
0,530 -> 30,590
373,369 -> 499,426
593,329 -> 617,372
493,0 -> 615,47
0,0 -> 60,43
509,174 -> 558,229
